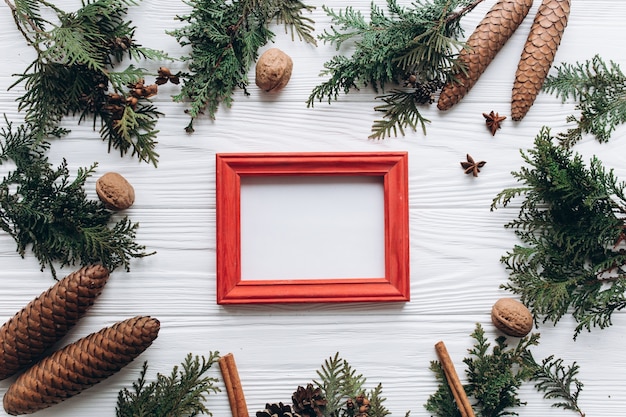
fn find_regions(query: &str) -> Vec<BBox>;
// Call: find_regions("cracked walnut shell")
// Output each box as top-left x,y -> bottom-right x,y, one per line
491,298 -> 533,337
96,172 -> 135,210
255,48 -> 293,93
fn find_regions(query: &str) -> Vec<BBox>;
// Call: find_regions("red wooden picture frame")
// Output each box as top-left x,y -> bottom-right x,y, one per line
215,152 -> 410,304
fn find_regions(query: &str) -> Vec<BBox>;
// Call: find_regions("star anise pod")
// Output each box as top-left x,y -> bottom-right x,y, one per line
292,384 -> 327,417
483,110 -> 506,136
460,154 -> 486,177
257,402 -> 301,417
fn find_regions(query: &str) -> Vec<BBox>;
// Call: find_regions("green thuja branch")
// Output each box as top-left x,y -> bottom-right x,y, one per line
307,0 -> 484,139
168,0 -> 316,133
5,0 -> 172,166
116,352 -> 221,417
544,55 -> 626,148
425,324 -> 585,417
0,120 -> 152,278
491,127 -> 626,338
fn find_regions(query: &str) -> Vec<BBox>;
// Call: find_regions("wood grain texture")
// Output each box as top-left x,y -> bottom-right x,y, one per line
1,0 -> 626,416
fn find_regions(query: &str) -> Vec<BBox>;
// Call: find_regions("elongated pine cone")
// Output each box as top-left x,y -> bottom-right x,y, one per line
0,265 -> 110,381
511,0 -> 571,120
3,316 -> 160,415
438,0 -> 534,110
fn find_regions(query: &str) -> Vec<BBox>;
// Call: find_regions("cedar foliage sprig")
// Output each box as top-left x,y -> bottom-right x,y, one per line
543,54 -> 626,148
5,0 -> 171,166
425,324 -> 585,417
306,0 -> 484,139
116,352 -> 221,417
491,127 -> 626,338
0,120 -> 152,278
168,0 -> 316,133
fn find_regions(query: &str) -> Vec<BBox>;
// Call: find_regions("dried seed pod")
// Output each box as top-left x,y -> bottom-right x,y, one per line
0,265 -> 110,381
511,0 -> 571,120
3,316 -> 160,415
438,0 -> 534,111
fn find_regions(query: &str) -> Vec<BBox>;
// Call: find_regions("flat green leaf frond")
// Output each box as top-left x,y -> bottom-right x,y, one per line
527,355 -> 585,416
424,361 -> 462,417
270,0 -> 317,45
369,89 -> 431,139
544,55 -> 626,147
44,24 -> 106,71
495,127 -> 626,336
116,352 -> 221,417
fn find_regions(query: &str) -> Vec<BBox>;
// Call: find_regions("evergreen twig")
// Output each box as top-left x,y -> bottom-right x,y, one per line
5,0 -> 171,166
116,352 -> 221,417
306,0 -> 484,139
543,55 -> 626,148
425,323 -> 586,417
168,0 -> 317,133
491,127 -> 626,338
0,120 -> 153,278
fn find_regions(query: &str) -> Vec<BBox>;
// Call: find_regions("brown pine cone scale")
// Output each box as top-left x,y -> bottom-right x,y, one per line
0,265 -> 110,380
511,0 -> 571,120
438,0 -> 534,111
3,316 -> 160,415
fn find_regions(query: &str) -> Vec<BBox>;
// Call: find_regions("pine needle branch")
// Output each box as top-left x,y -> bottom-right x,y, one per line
544,54 -> 626,148
168,0 -> 317,133
116,352 -> 221,417
307,0 -> 482,137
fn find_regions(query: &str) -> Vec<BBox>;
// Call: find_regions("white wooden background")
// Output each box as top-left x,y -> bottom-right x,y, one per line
1,0 -> 626,416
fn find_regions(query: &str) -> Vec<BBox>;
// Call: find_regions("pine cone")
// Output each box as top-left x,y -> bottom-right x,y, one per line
0,265 -> 110,380
438,0 -> 534,110
292,384 -> 327,417
3,316 -> 160,415
511,0 -> 571,120
257,402 -> 301,417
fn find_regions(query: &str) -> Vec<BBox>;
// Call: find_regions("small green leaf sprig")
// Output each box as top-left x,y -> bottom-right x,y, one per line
5,0 -> 172,166
116,352 -> 221,417
491,127 -> 626,338
425,323 -> 585,417
306,0 -> 484,139
544,54 -> 626,148
168,0 -> 317,133
0,120 -> 152,278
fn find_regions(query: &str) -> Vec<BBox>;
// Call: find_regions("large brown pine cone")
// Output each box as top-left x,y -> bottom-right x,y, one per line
292,384 -> 327,417
3,316 -> 160,415
0,265 -> 110,380
257,402 -> 301,417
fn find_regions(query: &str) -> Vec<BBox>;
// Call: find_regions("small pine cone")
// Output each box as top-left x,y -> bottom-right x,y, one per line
292,384 -> 327,417
0,265 -> 110,381
3,316 -> 160,415
438,0 -> 534,110
511,0 -> 571,120
257,402 -> 301,417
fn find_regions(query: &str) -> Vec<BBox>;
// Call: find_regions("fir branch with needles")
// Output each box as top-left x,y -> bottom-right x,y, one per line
168,0 -> 316,133
116,352 -> 221,417
5,0 -> 173,166
306,0 -> 484,139
543,55 -> 626,149
425,323 -> 585,417
0,119 -> 153,279
491,127 -> 626,338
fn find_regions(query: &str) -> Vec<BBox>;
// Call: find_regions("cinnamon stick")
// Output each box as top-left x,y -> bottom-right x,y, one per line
434,341 -> 475,417
219,353 -> 249,417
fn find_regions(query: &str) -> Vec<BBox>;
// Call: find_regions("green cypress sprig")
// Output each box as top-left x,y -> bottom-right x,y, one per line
425,324 -> 585,417
116,352 -> 221,417
5,0 -> 171,166
168,0 -> 316,133
543,54 -> 626,148
0,120 -> 153,278
491,127 -> 626,338
306,0 -> 484,139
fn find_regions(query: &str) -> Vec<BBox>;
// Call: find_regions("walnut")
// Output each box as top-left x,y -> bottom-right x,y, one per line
491,298 -> 534,337
255,48 -> 293,93
96,172 -> 135,210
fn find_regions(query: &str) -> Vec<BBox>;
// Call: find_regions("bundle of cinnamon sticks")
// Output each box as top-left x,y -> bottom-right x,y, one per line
219,353 -> 249,417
